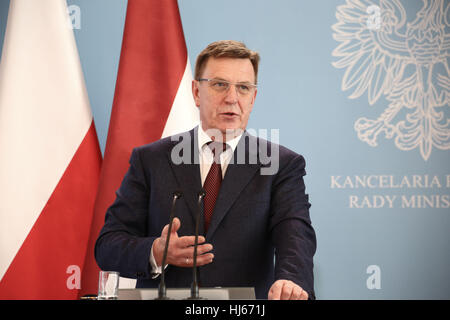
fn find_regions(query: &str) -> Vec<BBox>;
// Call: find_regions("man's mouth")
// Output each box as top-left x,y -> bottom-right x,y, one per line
220,112 -> 239,117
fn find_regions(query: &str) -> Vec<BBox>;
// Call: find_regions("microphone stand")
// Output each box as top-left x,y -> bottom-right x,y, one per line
186,189 -> 206,300
155,191 -> 182,300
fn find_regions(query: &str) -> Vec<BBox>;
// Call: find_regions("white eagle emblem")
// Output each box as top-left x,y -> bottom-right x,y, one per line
332,0 -> 450,160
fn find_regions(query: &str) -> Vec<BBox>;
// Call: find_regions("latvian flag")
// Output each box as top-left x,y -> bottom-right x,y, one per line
80,0 -> 199,295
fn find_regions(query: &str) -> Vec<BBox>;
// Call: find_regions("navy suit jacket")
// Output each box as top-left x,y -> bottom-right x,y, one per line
95,127 -> 316,299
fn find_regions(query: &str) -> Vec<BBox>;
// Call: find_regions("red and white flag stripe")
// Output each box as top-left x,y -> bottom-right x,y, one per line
0,0 -> 101,299
80,0 -> 198,294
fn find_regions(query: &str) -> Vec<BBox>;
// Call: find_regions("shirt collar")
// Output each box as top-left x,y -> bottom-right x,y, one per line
197,125 -> 243,153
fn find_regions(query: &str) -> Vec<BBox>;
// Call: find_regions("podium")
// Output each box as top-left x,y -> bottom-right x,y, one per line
118,287 -> 255,300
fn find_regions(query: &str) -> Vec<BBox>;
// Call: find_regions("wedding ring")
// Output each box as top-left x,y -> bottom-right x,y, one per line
186,257 -> 189,264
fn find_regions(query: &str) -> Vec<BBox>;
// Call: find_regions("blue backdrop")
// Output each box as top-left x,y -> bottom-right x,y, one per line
0,0 -> 449,299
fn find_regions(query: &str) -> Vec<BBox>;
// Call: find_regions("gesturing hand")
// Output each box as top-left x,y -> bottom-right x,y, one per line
152,217 -> 214,268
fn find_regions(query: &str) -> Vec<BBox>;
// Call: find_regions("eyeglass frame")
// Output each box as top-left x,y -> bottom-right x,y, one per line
196,78 -> 258,97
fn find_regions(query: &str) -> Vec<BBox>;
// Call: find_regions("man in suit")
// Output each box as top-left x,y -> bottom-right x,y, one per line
95,40 -> 316,300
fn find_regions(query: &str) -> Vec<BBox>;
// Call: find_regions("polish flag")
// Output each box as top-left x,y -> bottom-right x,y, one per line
0,0 -> 102,299
80,0 -> 199,295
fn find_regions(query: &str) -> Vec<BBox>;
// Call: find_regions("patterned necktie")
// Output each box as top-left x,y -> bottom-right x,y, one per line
203,141 -> 228,232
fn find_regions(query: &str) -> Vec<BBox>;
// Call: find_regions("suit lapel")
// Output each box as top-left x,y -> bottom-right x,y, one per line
206,132 -> 262,239
167,128 -> 204,229
167,129 -> 264,238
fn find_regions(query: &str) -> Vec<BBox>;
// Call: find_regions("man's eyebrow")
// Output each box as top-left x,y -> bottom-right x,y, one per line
209,77 -> 228,81
210,77 -> 254,84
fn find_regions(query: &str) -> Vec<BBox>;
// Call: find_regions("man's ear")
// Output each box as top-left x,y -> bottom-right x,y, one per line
192,80 -> 200,107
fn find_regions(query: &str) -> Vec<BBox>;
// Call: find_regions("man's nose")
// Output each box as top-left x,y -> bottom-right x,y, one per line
223,84 -> 239,104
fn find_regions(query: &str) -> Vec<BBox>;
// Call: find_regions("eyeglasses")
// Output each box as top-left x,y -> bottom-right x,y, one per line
197,78 -> 257,97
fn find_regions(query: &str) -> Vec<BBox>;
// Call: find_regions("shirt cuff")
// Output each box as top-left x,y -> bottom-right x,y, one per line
149,240 -> 168,279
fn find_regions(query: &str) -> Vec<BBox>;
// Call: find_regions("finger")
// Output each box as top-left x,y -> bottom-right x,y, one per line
280,283 -> 293,300
175,252 -> 214,267
177,243 -> 213,259
161,218 -> 181,239
195,243 -> 213,255
299,288 -> 309,300
291,285 -> 302,300
195,253 -> 214,266
268,281 -> 282,300
179,256 -> 192,267
170,217 -> 181,234
160,224 -> 170,239
178,235 -> 206,248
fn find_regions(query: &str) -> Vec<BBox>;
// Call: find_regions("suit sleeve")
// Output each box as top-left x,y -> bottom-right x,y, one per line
94,148 -> 155,280
269,154 -> 317,299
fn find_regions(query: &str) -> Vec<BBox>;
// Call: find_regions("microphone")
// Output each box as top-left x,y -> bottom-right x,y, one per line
187,189 -> 206,300
155,191 -> 182,300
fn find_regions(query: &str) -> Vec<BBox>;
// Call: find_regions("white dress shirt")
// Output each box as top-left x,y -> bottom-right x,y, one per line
149,126 -> 242,277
